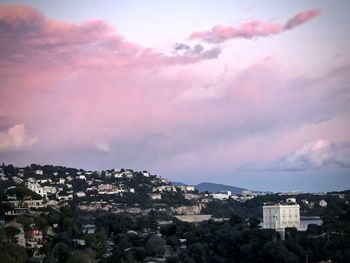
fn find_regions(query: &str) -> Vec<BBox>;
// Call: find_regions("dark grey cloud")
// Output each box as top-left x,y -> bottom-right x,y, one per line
174,43 -> 191,50
173,42 -> 221,59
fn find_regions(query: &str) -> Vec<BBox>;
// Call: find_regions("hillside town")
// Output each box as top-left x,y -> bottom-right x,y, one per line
0,164 -> 267,215
0,164 -> 349,263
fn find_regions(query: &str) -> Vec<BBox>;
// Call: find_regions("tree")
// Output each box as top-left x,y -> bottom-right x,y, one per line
249,216 -> 261,229
16,216 -> 34,230
166,256 -> 180,263
133,247 -> 146,262
0,242 -> 28,263
50,242 -> 70,263
85,230 -> 107,258
66,249 -> 95,263
262,241 -> 299,263
145,235 -> 166,256
5,226 -> 20,243
188,243 -> 208,263
229,213 -> 243,226
160,223 -> 177,237
35,216 -> 48,232
48,208 -> 60,226
285,227 -> 298,239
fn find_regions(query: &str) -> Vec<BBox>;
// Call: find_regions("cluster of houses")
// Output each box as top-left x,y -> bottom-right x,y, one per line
209,189 -> 262,202
1,167 -> 153,201
0,166 -> 208,212
5,164 -> 329,218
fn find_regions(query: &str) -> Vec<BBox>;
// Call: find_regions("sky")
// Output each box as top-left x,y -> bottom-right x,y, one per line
0,1 -> 350,192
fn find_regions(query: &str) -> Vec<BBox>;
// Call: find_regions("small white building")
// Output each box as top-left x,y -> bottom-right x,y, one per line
150,193 -> 162,200
58,178 -> 65,184
142,171 -> 150,177
211,191 -> 231,200
35,170 -> 44,176
78,175 -> 86,180
262,203 -> 300,230
75,192 -> 86,198
179,186 -> 196,192
286,197 -> 297,204
185,186 -> 196,192
319,200 -> 328,207
43,186 -> 57,195
124,171 -> 133,178
0,172 -> 8,181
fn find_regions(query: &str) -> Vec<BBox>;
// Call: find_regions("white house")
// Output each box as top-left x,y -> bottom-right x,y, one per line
150,193 -> 162,200
0,172 -> 7,181
43,186 -> 57,195
142,171 -> 150,177
78,175 -> 86,180
35,170 -> 44,176
262,203 -> 300,230
319,200 -> 328,207
178,186 -> 196,192
185,186 -> 196,192
124,171 -> 133,178
58,178 -> 65,184
286,197 -> 297,204
211,191 -> 231,200
75,192 -> 86,198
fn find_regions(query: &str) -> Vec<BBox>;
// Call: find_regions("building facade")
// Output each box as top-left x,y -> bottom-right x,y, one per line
262,203 -> 300,230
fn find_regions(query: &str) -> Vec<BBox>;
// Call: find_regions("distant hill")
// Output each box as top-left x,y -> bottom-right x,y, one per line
171,181 -> 247,194
195,182 -> 247,194
171,181 -> 187,187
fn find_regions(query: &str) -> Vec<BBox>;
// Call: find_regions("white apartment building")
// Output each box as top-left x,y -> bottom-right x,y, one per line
263,203 -> 300,230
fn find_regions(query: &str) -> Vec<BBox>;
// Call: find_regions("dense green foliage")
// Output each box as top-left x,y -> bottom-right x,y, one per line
0,240 -> 28,263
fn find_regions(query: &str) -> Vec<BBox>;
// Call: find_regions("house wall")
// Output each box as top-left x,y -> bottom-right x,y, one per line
263,204 -> 300,230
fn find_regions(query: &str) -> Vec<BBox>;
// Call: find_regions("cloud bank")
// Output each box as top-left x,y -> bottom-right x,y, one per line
0,4 -> 220,78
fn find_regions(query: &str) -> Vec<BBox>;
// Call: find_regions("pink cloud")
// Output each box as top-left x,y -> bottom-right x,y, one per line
0,124 -> 37,152
284,9 -> 321,30
0,4 -> 220,74
190,8 -> 321,43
